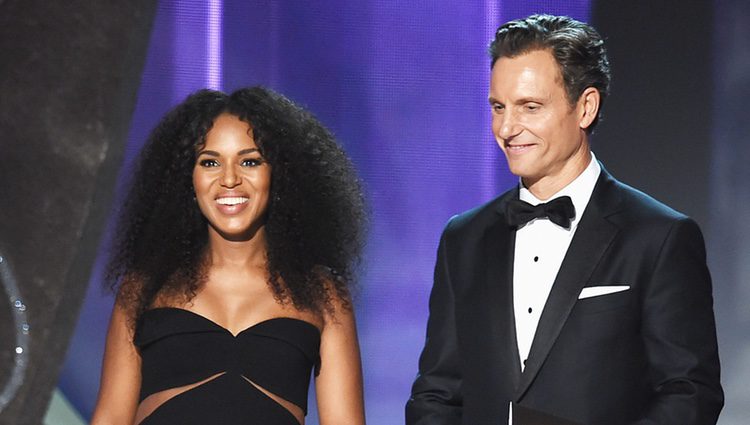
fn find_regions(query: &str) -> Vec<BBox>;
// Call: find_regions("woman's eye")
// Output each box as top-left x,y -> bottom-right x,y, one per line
241,158 -> 263,167
199,159 -> 219,167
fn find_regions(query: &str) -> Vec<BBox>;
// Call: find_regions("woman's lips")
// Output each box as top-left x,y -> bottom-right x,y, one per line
215,196 -> 249,215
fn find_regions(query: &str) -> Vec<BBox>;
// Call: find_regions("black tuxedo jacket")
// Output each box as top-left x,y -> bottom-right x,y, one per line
406,166 -> 723,425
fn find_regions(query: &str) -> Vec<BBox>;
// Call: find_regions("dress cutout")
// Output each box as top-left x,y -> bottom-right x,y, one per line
134,307 -> 321,425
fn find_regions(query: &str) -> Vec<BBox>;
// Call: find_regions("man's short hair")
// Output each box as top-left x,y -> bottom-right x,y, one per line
489,14 -> 611,133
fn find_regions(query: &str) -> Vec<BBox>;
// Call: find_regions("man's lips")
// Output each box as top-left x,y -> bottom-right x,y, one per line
505,143 -> 536,154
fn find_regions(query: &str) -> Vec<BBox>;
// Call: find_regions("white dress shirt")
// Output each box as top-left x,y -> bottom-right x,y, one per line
513,153 -> 601,371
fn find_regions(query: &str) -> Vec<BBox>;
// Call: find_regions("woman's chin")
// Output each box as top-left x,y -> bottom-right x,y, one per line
209,223 -> 264,242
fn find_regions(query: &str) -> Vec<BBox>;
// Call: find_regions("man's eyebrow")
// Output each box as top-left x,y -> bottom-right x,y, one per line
488,96 -> 503,105
515,96 -> 546,104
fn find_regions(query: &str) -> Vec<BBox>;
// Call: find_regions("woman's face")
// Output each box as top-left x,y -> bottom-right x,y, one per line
193,113 -> 271,241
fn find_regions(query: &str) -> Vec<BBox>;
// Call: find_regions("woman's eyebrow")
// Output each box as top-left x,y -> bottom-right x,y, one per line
196,148 -> 260,156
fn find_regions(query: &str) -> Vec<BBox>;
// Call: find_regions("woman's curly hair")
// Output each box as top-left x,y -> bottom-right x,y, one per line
106,86 -> 367,325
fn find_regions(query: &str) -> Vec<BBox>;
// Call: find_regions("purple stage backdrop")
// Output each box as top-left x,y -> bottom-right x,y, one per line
58,2 -> 593,424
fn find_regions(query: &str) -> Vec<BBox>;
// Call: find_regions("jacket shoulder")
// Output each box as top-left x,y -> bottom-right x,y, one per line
609,178 -> 689,223
601,175 -> 705,243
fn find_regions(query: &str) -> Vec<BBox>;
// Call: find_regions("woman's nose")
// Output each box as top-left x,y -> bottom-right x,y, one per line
221,165 -> 240,187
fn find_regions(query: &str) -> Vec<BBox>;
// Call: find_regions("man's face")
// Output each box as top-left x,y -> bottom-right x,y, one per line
489,49 -> 592,196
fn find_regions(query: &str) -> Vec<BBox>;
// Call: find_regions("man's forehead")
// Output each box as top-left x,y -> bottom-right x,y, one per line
490,50 -> 564,95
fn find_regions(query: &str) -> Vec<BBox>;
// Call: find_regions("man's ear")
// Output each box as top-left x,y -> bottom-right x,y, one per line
578,87 -> 600,130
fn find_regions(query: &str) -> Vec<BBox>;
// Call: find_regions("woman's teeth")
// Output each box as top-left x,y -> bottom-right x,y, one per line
216,197 -> 249,206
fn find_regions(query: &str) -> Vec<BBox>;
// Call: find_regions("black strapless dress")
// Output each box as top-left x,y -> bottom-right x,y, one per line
134,307 -> 321,425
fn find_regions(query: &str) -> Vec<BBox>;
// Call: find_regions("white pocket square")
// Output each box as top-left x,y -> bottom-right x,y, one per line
578,285 -> 630,299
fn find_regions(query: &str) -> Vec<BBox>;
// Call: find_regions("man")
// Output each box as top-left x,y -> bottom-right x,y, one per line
406,14 -> 723,425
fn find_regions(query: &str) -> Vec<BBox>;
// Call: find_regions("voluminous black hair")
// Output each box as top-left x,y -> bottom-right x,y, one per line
107,86 -> 367,325
489,14 -> 611,133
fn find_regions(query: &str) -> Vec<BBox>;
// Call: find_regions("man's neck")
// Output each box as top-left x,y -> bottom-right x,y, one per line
522,149 -> 592,200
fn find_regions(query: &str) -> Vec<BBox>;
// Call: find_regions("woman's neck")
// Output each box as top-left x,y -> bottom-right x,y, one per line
205,227 -> 267,269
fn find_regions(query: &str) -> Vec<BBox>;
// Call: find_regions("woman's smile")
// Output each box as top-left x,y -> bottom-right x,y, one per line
215,194 -> 250,214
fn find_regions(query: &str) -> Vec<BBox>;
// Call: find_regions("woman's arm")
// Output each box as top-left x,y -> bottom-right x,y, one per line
90,302 -> 141,425
314,303 -> 366,425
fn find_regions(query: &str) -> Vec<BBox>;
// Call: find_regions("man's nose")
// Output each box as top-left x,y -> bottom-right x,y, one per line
496,111 -> 522,141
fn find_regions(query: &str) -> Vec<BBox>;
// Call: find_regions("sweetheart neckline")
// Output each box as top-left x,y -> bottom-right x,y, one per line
144,307 -> 321,338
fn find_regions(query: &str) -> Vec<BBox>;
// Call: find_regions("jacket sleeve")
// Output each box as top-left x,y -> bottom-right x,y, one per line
405,222 -> 463,425
633,217 -> 723,424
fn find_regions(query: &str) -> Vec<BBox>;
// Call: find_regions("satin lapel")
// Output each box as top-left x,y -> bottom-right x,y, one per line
514,167 -> 622,400
484,192 -> 523,389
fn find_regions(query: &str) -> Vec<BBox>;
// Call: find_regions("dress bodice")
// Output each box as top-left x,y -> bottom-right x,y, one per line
134,307 -> 321,424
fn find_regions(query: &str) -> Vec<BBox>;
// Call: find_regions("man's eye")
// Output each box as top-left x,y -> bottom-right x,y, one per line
492,103 -> 505,112
199,159 -> 219,167
525,104 -> 540,111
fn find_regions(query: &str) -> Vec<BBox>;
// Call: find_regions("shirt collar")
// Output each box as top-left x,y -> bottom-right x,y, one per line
518,152 -> 601,230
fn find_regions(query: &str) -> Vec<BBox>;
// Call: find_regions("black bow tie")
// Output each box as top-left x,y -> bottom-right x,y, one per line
506,196 -> 576,229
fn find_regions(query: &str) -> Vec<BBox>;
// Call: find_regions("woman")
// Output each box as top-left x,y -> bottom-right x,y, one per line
91,87 -> 367,425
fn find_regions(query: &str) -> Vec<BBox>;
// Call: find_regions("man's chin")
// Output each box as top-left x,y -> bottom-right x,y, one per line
508,165 -> 541,183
